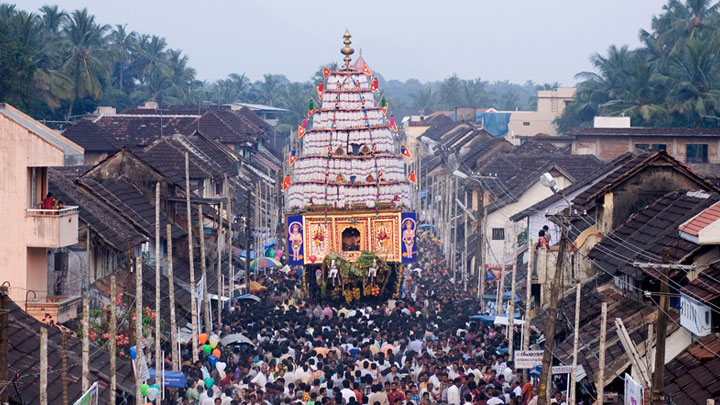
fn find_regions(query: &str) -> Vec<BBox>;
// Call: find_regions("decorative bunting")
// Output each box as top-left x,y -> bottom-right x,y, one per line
317,83 -> 324,100
408,172 -> 417,184
323,67 -> 330,79
381,100 -> 389,116
361,64 -> 373,76
289,149 -> 297,166
370,78 -> 379,92
401,145 -> 412,159
297,125 -> 306,139
282,175 -> 291,191
301,118 -> 308,128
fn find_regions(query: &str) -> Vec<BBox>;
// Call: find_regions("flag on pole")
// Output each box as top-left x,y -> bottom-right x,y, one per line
323,67 -> 330,79
297,125 -> 306,139
282,176 -> 291,191
408,172 -> 417,184
381,101 -> 389,115
370,78 -> 379,92
289,150 -> 297,166
361,64 -> 373,76
317,83 -> 324,100
401,145 -> 412,159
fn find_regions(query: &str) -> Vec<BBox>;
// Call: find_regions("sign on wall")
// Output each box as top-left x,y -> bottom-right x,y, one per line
680,294 -> 712,336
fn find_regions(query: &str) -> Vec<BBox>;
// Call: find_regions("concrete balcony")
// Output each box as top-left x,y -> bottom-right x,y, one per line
25,206 -> 79,248
25,295 -> 80,324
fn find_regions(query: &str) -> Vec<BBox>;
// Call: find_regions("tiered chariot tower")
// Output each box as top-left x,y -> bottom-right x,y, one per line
285,30 -> 417,302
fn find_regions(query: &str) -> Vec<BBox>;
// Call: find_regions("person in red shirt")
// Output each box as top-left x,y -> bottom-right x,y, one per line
40,193 -> 56,210
387,383 -> 405,405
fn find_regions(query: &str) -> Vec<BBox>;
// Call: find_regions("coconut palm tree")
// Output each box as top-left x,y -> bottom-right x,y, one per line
135,35 -> 170,83
661,38 -> 720,126
39,5 -> 66,35
108,24 -> 137,91
61,8 -> 110,118
411,87 -> 436,114
254,74 -> 284,106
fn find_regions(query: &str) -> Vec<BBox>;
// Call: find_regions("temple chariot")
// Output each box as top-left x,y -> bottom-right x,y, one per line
284,30 -> 417,303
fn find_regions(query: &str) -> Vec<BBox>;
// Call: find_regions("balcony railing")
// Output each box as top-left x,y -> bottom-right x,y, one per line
26,206 -> 79,216
25,206 -> 79,248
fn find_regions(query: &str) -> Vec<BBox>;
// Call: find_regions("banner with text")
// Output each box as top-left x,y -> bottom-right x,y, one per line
514,350 -> 543,369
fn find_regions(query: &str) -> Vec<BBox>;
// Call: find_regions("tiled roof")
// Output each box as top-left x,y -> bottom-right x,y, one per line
682,260 -> 720,302
459,136 -> 511,171
476,152 -> 604,213
533,276 -> 679,386
679,200 -> 720,237
510,153 -> 637,222
568,127 -> 720,137
572,151 -> 719,209
587,191 -> 718,278
94,115 -> 196,147
138,137 -> 212,184
48,169 -> 147,251
664,335 -> 720,404
419,115 -> 457,141
77,177 -> 187,239
186,109 -> 260,144
8,299 -> 135,404
60,120 -> 121,152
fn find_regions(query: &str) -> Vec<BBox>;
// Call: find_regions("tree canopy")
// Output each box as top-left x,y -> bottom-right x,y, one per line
557,0 -> 720,130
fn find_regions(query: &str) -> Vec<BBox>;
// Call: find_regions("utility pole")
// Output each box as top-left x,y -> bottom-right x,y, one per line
569,283 -> 581,405
154,183 -> 162,393
109,275 -> 117,405
524,235 -> 533,351
537,212 -> 569,405
62,331 -> 68,405
463,191 -> 468,291
198,205 -> 210,333
477,189 -> 488,302
226,192 -> 233,298
40,327 -> 47,405
245,187 -> 252,289
0,285 -> 8,405
652,248 -> 671,405
82,297 -> 89,392
185,152 -> 198,362
134,256 -> 143,402
508,228 -> 519,359
166,225 -> 179,371
217,202 -> 223,328
498,232 -> 508,316
596,302 -> 608,405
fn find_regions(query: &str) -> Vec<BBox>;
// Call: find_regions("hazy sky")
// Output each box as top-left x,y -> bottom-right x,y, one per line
19,0 -> 668,85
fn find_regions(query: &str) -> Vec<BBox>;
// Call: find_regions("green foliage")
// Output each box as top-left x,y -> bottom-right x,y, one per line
559,0 -> 720,129
0,20 -> 35,110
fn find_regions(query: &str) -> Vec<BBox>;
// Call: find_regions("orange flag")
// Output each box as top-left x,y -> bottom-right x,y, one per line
282,176 -> 291,191
361,64 -> 373,76
298,125 -> 306,139
408,172 -> 417,184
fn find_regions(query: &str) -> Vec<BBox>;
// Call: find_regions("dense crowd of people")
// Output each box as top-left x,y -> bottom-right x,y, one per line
157,233 -> 577,405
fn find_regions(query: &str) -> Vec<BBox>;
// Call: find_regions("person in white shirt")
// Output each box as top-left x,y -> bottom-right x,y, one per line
447,378 -> 462,405
486,389 -> 505,405
341,380 -> 357,404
